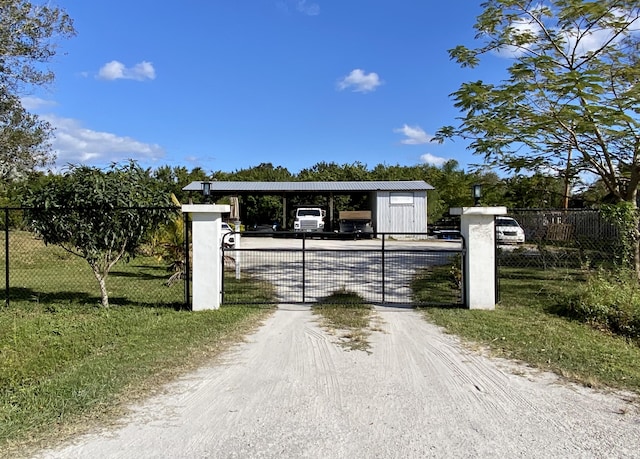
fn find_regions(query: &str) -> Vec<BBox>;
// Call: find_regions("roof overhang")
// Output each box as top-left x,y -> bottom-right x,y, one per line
183,180 -> 434,194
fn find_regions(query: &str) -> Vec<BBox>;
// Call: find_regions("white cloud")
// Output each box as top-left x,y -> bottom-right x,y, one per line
296,0 -> 319,16
562,25 -> 635,58
183,155 -> 201,164
494,8 -> 640,59
97,60 -> 156,81
42,114 -> 165,167
419,153 -> 448,167
394,124 -> 433,145
276,0 -> 319,15
563,8 -> 640,56
337,69 -> 382,93
493,17 -> 541,58
20,96 -> 57,111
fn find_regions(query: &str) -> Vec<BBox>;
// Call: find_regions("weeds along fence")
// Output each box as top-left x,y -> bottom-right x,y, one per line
498,209 -> 629,300
1,207 -> 185,308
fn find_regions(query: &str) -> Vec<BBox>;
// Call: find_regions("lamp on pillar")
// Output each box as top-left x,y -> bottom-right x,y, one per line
201,181 -> 211,203
472,184 -> 482,206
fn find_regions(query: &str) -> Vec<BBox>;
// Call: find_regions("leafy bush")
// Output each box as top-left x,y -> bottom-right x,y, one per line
561,269 -> 640,341
600,203 -> 638,270
22,162 -> 175,307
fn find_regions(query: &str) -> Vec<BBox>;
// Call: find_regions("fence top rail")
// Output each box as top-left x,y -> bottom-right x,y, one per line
224,247 -> 464,253
233,231 -> 466,247
3,206 -> 181,211
509,208 -> 601,212
238,231 -> 436,237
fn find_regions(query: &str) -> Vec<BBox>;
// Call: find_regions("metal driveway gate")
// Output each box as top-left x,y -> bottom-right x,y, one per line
221,232 -> 465,307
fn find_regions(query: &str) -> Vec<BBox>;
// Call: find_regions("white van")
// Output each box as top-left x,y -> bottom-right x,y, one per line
495,217 -> 525,244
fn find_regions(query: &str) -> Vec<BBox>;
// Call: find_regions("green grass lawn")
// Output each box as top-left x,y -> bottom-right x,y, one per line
418,266 -> 640,394
0,231 -> 275,458
0,302 -> 273,458
5,231 -> 183,307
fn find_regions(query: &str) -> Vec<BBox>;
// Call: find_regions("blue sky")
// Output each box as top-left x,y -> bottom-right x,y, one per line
24,1 -> 510,175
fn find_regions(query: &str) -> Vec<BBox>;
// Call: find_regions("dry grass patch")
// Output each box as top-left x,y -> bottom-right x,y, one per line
312,290 -> 375,352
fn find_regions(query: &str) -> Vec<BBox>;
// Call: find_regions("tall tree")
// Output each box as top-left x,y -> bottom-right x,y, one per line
502,173 -> 565,208
0,0 -> 75,180
297,161 -> 370,182
296,162 -> 373,223
437,0 -> 640,268
225,162 -> 293,182
153,165 -> 208,203
217,163 -> 294,225
23,162 -> 174,308
0,90 -> 52,181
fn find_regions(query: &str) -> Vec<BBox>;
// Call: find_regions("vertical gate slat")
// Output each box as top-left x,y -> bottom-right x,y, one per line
4,208 -> 9,308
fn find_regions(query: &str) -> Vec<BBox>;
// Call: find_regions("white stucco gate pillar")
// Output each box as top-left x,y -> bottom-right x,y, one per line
182,204 -> 230,311
450,206 -> 507,310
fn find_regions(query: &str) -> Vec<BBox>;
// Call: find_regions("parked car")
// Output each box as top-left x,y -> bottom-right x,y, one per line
221,222 -> 235,246
429,215 -> 461,240
495,217 -> 525,244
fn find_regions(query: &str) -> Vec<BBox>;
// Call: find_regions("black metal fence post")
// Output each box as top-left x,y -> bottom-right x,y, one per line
4,208 -> 9,307
184,212 -> 191,310
462,235 -> 468,308
381,233 -> 385,304
494,224 -> 500,304
220,244 -> 225,307
302,234 -> 306,303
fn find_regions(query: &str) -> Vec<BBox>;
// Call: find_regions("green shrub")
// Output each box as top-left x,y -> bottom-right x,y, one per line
561,269 -> 640,341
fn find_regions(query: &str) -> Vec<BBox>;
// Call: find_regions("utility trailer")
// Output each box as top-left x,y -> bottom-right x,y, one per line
338,210 -> 374,238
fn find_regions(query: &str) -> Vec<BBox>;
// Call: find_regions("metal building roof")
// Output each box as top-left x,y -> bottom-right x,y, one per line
183,180 -> 434,193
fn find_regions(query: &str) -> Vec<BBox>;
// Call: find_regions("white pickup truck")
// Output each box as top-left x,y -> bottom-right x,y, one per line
293,207 -> 325,232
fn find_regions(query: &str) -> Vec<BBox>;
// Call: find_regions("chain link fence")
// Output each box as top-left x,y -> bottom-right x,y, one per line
2,207 -> 185,308
3,206 -> 627,308
498,209 -> 628,301
502,209 -> 624,268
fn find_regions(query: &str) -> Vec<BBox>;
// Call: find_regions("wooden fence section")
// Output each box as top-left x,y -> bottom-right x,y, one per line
509,209 -> 619,242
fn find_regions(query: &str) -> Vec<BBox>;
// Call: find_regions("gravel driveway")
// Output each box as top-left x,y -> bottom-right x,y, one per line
35,304 -> 639,458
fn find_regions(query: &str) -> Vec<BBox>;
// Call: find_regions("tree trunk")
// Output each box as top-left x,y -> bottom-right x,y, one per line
89,261 -> 110,308
634,216 -> 640,282
97,275 -> 109,308
563,147 -> 572,210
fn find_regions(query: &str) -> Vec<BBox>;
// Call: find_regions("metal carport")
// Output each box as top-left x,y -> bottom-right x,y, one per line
182,180 -> 434,234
